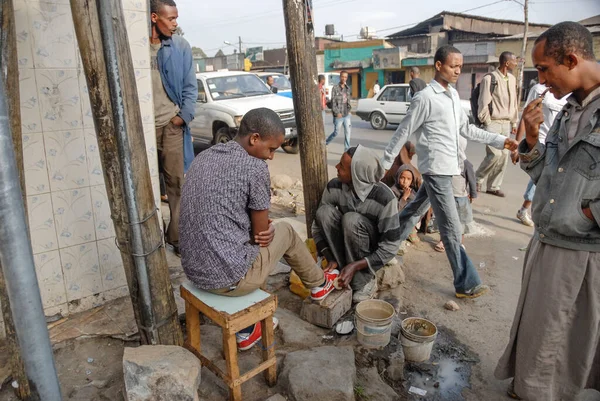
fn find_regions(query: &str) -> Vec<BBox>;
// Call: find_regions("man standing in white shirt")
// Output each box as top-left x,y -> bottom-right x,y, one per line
373,80 -> 380,95
513,83 -> 568,226
382,45 -> 518,298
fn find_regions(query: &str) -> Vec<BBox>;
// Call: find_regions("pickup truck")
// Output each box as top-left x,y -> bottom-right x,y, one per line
189,71 -> 299,153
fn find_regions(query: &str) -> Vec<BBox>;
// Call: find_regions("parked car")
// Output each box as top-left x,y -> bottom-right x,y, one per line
356,84 -> 411,130
189,71 -> 299,154
322,72 -> 340,101
255,72 -> 293,99
357,84 -> 475,130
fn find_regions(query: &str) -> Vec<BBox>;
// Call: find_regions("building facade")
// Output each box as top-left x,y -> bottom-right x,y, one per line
1,0 -> 161,336
324,39 -> 391,98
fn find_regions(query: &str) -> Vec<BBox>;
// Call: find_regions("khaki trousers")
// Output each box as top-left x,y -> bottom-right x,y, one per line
211,222 -> 325,297
475,120 -> 511,191
156,122 -> 184,247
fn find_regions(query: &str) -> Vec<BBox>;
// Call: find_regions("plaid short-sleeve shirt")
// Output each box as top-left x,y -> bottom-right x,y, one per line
180,141 -> 271,289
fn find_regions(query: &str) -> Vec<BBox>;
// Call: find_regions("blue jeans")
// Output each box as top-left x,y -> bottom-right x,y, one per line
326,114 -> 352,151
397,175 -> 482,293
523,179 -> 536,202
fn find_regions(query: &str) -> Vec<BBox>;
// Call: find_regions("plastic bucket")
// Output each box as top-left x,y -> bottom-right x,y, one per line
400,317 -> 438,362
355,300 -> 395,348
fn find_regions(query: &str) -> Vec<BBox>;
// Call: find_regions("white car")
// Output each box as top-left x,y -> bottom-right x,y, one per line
321,72 -> 340,101
189,71 -> 299,153
356,84 -> 475,130
356,84 -> 411,130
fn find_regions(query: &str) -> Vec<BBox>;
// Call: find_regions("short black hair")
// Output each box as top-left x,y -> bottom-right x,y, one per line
434,45 -> 461,65
346,146 -> 358,158
318,74 -> 325,82
499,51 -> 516,65
410,66 -> 420,75
151,0 -> 177,14
266,75 -> 273,80
237,108 -> 285,139
534,21 -> 595,63
340,70 -> 349,76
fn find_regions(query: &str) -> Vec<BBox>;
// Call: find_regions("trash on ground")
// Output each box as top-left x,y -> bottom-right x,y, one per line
409,386 -> 428,396
479,262 -> 486,268
512,256 -> 519,261
335,320 -> 354,335
87,357 -> 94,363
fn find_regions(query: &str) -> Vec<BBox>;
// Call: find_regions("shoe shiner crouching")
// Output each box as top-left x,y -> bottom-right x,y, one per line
312,145 -> 402,303
179,108 -> 338,351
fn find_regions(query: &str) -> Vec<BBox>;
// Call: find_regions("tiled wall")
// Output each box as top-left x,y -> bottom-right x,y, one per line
0,0 -> 159,335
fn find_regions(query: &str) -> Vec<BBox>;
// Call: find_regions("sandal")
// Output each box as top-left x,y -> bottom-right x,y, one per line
434,242 -> 445,252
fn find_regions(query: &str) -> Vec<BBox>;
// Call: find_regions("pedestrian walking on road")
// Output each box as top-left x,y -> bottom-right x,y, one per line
381,45 -> 519,299
495,21 -> 600,401
150,0 -> 197,256
513,83 -> 569,227
408,66 -> 427,97
474,51 -> 519,197
326,71 -> 352,151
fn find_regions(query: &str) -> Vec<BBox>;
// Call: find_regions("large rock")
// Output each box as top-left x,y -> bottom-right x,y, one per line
356,367 -> 399,400
275,308 -> 328,348
281,346 -> 356,401
123,345 -> 201,401
271,175 -> 295,189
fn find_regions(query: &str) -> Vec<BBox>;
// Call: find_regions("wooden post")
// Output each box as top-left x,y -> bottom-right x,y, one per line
0,0 -> 36,398
282,0 -> 329,235
517,0 -> 529,103
70,0 -> 182,346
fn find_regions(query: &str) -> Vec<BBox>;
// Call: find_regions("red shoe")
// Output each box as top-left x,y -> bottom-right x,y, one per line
310,269 -> 340,301
236,317 -> 279,351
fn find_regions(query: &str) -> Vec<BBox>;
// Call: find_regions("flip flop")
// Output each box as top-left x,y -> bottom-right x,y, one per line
434,242 -> 445,252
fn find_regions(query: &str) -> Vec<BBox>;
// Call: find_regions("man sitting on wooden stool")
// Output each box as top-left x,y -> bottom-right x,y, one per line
180,108 -> 339,351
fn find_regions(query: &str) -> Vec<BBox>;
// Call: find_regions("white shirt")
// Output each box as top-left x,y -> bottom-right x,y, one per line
382,80 -> 506,175
524,84 -> 569,144
373,84 -> 380,94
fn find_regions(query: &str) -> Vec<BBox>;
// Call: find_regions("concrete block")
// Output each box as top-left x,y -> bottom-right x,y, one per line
300,288 -> 352,329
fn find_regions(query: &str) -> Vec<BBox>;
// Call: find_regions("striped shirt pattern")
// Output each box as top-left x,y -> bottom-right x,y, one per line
312,178 -> 402,270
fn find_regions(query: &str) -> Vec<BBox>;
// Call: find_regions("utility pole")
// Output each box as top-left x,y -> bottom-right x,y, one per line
282,0 -> 328,234
0,0 -> 37,398
70,0 -> 182,346
239,36 -> 243,55
516,0 -> 529,102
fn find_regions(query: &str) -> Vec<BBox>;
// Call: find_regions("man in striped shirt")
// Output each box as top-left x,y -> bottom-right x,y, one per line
312,145 -> 402,303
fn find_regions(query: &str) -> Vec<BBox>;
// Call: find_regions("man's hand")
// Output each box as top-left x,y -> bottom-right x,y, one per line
255,221 -> 275,247
504,138 -> 519,151
468,195 -> 474,204
511,150 -> 520,165
522,97 -> 545,149
336,113 -> 342,118
323,260 -> 339,273
337,263 -> 360,288
171,115 -> 185,127
511,127 -> 517,135
582,207 -> 595,222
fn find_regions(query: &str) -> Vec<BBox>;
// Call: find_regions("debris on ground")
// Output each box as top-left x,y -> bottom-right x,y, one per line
270,174 -> 295,189
444,301 -> 461,311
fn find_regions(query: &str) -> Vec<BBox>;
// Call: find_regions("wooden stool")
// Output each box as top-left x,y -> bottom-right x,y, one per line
180,281 -> 278,401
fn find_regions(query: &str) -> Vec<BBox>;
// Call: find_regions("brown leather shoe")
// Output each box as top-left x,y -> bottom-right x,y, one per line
486,189 -> 506,197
